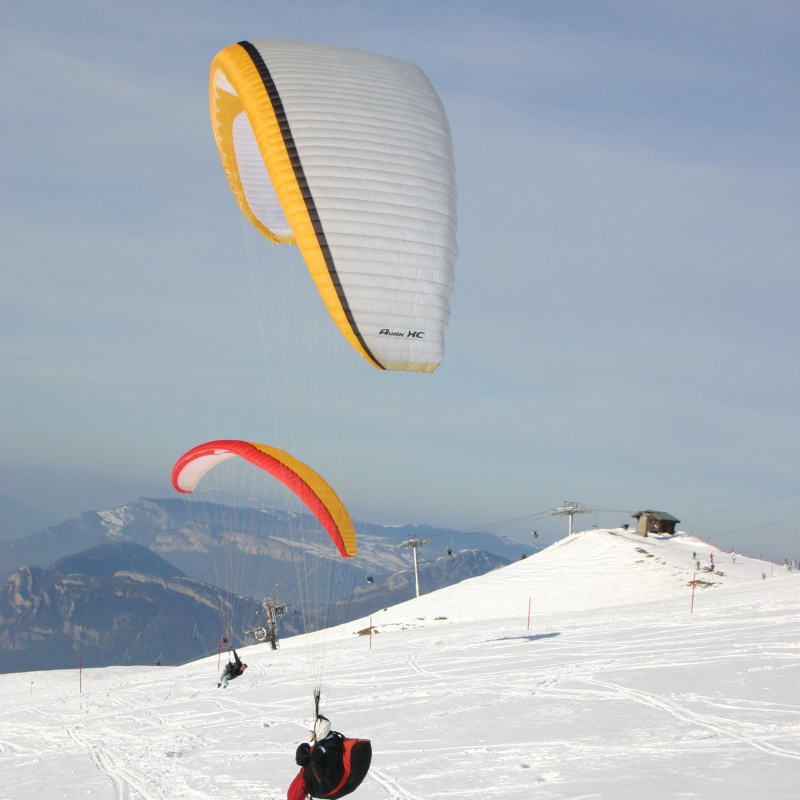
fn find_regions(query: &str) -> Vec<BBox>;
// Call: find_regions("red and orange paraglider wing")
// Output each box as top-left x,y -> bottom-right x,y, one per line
171,440 -> 356,557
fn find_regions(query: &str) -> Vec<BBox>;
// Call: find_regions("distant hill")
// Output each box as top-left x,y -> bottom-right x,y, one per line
0,514 -> 524,672
48,542 -> 185,579
0,511 -> 109,578
0,544 -> 511,673
0,547 -> 261,673
0,495 -> 63,541
0,498 -> 537,604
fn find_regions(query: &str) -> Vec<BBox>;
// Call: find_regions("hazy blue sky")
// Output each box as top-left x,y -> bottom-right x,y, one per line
2,1 -> 798,558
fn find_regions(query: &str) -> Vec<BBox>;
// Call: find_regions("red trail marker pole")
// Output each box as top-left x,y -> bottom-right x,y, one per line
527,597 -> 531,630
690,573 -> 696,614
79,658 -> 82,694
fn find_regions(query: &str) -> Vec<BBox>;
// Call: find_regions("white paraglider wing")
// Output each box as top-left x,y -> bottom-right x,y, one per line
210,39 -> 458,372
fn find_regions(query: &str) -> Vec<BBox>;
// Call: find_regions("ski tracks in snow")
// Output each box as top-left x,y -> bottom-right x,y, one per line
406,651 -> 445,680
66,723 -> 140,800
369,766 -> 426,800
580,676 -> 800,760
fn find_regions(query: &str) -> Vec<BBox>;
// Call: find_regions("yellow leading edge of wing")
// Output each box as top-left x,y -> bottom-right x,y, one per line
209,44 -> 381,370
248,441 -> 357,557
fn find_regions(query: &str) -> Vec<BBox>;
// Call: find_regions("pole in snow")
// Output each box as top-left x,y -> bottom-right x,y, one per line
691,573 -> 696,614
399,536 -> 431,597
527,597 -> 531,630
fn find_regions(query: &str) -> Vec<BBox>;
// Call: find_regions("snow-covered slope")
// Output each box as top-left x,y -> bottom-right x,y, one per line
1,530 -> 798,799
356,527 -> 791,633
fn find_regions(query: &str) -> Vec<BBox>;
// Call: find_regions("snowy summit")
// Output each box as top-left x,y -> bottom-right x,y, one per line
1,528 -> 798,799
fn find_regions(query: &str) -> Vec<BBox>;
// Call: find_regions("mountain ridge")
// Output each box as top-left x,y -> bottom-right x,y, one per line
0,495 -> 63,541
0,496 -> 536,599
0,559 -> 262,673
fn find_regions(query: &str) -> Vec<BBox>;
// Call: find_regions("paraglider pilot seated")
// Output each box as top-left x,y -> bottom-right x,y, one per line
288,716 -> 371,800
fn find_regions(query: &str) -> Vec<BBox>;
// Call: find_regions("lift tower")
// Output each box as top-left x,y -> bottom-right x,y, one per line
248,585 -> 289,649
399,535 -> 431,597
550,501 -> 592,537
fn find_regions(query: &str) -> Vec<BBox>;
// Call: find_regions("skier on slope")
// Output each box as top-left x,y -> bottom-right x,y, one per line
218,649 -> 247,688
288,715 -> 372,800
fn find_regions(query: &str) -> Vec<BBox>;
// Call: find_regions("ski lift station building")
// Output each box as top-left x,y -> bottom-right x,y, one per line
632,510 -> 680,536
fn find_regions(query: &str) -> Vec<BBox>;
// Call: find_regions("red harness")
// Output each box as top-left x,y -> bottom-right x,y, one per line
287,770 -> 306,800
287,738 -> 371,800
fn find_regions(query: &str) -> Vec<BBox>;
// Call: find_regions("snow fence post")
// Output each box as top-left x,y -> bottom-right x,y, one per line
527,597 -> 531,630
691,573 -> 696,614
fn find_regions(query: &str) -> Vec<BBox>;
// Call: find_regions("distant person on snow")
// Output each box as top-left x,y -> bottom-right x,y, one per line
218,649 -> 247,688
288,715 -> 372,800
